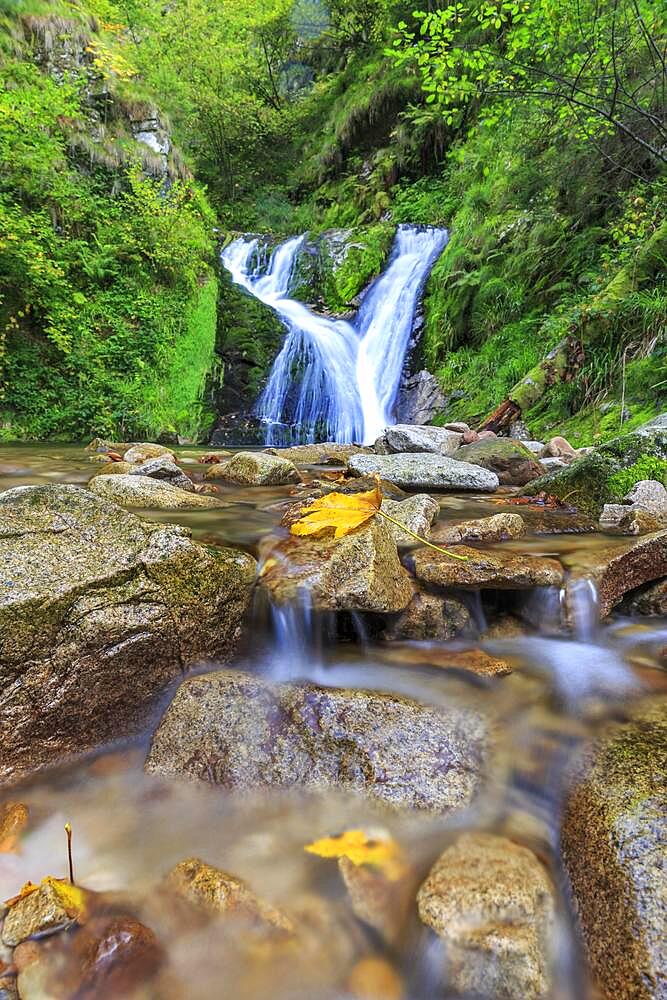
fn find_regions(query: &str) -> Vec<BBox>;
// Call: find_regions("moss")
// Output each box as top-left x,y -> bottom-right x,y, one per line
607,456 -> 667,497
319,223 -> 394,313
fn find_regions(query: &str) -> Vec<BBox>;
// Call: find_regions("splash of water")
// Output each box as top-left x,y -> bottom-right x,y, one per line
221,225 -> 448,445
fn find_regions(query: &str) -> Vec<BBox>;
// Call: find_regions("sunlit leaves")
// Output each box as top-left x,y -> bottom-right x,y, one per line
304,829 -> 408,881
290,483 -> 381,538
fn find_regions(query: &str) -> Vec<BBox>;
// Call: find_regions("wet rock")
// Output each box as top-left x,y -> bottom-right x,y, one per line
0,485 -> 256,782
0,802 -> 29,852
311,475 -> 407,501
561,701 -> 667,1000
145,669 -> 490,814
454,438 -> 544,486
394,370 -> 446,425
431,512 -> 526,546
89,461 -> 135,477
129,455 -> 195,491
624,479 -> 667,517
374,425 -> 462,457
205,451 -> 301,486
413,545 -> 564,591
347,453 -> 499,492
0,978 -> 17,1000
166,858 -> 293,933
380,494 -> 439,545
384,592 -> 472,642
122,442 -> 174,464
347,956 -> 405,999
621,577 -> 667,616
88,474 -> 226,509
264,443 -> 369,465
563,529 -> 667,616
600,503 -> 627,527
542,435 -> 577,459
617,508 -> 663,535
417,832 -> 555,1000
2,882 -> 71,946
338,853 -> 413,945
260,518 -> 414,613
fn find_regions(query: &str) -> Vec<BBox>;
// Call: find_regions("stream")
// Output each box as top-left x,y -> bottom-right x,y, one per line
0,443 -> 665,998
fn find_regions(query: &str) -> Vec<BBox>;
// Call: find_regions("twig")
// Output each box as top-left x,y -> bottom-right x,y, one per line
376,509 -> 468,560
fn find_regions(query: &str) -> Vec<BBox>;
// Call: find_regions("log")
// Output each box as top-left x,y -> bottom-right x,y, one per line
477,220 -> 667,432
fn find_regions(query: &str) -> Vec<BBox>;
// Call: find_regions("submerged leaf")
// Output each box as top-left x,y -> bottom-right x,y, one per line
304,829 -> 408,881
290,484 -> 382,539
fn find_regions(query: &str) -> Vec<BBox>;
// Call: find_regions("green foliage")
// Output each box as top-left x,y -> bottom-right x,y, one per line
320,223 -> 395,311
608,456 -> 667,498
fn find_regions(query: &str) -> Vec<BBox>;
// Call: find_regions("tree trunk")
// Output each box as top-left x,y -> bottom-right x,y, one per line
478,220 -> 667,433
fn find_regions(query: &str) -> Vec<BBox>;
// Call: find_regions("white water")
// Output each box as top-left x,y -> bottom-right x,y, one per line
221,225 -> 448,445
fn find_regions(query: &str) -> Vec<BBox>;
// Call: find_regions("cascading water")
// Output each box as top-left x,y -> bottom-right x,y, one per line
221,225 -> 448,445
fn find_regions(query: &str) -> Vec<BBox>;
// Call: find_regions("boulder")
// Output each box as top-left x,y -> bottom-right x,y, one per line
562,529 -> 667,616
123,442 -> 174,464
374,425 -> 462,457
264,443 -> 368,465
347,454 -> 499,492
524,425 -> 667,517
522,441 -> 546,455
89,461 -> 135,477
205,451 -> 301,486
145,670 -> 490,814
2,882 -> 71,946
413,546 -> 564,591
621,577 -> 667,616
616,508 -> 663,535
417,832 -> 555,999
0,485 -> 255,782
260,518 -> 413,613
624,479 -> 667,518
393,370 -> 446,425
88,475 -> 226,510
380,494 -> 440,545
384,591 -> 472,642
561,701 -> 667,1000
542,435 -> 577,459
431,512 -> 526,546
129,455 -> 195,491
453,438 -> 544,487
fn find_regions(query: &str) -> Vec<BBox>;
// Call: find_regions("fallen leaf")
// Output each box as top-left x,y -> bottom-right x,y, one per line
291,483 -> 381,539
304,829 -> 407,881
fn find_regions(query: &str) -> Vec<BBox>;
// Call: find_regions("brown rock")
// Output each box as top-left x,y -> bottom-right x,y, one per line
622,577 -> 667,616
384,591 -> 472,641
2,882 -> 71,946
145,670 -> 490,814
617,508 -> 662,535
0,802 -> 28,852
206,451 -> 301,486
542,435 -> 577,459
0,485 -> 256,783
264,443 -> 370,465
417,832 -> 555,999
561,701 -> 667,1000
338,843 -> 414,944
347,956 -> 405,999
431,512 -> 526,546
122,443 -> 174,464
88,461 -> 135,478
166,858 -> 293,933
562,529 -> 667,616
461,428 -> 480,444
66,916 -> 163,999
260,518 -> 414,614
413,546 -> 564,591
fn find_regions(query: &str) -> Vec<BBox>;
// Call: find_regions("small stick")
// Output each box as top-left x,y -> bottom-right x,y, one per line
64,823 -> 75,885
376,509 -> 469,561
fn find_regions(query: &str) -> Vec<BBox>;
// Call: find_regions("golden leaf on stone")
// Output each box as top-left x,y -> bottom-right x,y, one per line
290,484 -> 382,539
304,829 -> 408,881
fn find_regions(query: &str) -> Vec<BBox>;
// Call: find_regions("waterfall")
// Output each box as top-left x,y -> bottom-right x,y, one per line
221,224 -> 448,445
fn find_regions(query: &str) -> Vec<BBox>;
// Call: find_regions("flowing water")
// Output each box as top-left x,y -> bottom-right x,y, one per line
1,444 -> 666,999
221,226 -> 448,445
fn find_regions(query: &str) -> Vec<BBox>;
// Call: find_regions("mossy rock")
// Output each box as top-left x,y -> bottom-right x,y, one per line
454,437 -> 544,486
525,426 -> 667,516
561,700 -> 667,999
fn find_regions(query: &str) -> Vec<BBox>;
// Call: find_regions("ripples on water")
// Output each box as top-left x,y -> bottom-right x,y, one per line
0,444 -> 665,999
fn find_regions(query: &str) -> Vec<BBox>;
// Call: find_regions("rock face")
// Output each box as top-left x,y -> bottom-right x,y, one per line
374,425 -> 462,456
380,494 -> 440,545
563,529 -> 667,616
0,485 -> 256,782
417,832 -> 555,1000
413,546 -> 564,590
347,453 -> 499,492
145,670 -> 490,814
394,370 -> 446,425
205,451 -> 301,486
260,519 -> 414,613
88,474 -> 226,509
561,701 -> 667,1000
454,438 -> 544,486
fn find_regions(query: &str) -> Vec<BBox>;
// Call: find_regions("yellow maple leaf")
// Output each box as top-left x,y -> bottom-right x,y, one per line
304,829 -> 408,881
291,483 -> 381,539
